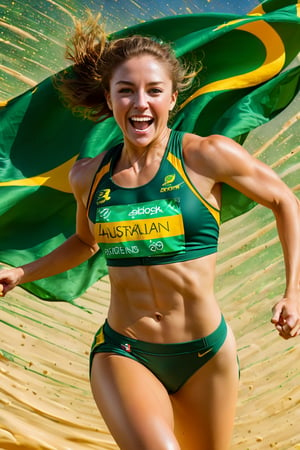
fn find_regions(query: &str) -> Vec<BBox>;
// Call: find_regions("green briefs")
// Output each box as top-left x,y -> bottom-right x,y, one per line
90,315 -> 227,394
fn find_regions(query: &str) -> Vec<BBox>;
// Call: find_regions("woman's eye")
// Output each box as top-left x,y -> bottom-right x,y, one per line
119,88 -> 132,94
150,88 -> 162,94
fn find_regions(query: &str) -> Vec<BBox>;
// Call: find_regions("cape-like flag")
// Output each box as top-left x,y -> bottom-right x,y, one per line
0,0 -> 299,302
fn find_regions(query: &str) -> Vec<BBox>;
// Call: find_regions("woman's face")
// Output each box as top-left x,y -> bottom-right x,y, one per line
106,54 -> 177,149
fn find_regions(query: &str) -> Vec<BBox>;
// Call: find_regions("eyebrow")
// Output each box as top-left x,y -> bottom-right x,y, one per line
115,80 -> 165,85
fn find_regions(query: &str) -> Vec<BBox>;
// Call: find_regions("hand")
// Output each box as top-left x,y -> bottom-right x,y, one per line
0,267 -> 24,297
271,294 -> 300,339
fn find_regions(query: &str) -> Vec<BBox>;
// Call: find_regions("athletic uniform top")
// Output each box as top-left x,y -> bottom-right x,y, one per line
87,130 -> 220,267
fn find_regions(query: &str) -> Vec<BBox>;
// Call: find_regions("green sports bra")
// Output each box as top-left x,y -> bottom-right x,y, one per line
87,130 -> 220,266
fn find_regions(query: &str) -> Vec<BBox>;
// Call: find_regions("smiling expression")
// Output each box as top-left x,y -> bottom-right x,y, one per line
106,55 -> 178,149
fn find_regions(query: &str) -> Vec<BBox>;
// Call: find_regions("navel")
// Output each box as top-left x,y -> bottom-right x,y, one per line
155,312 -> 163,322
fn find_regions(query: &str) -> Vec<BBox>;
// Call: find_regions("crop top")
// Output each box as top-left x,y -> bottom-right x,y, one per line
87,130 -> 220,266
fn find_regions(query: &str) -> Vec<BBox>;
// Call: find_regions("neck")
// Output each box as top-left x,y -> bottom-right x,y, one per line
126,146 -> 148,169
122,128 -> 171,171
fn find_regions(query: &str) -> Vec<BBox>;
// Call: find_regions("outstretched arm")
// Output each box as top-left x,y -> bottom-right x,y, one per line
201,135 -> 300,339
0,234 -> 99,296
0,159 -> 99,297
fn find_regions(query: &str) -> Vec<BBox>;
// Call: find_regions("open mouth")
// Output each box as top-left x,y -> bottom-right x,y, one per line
129,116 -> 154,131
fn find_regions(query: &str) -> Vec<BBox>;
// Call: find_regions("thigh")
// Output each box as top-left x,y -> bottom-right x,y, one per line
171,326 -> 239,450
91,352 -> 180,450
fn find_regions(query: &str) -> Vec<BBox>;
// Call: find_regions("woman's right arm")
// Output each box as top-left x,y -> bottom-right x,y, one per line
0,158 -> 99,296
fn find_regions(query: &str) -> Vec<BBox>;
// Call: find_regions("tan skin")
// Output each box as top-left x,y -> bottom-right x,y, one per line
0,55 -> 300,450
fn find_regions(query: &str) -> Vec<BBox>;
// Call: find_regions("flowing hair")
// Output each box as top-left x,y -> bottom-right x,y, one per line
55,12 -> 199,122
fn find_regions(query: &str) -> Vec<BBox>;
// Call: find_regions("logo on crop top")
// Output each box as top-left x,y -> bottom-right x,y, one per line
128,205 -> 163,218
162,174 -> 176,185
160,174 -> 183,193
96,189 -> 111,204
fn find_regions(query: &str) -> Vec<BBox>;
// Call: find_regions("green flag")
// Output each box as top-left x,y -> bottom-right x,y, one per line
0,0 -> 299,301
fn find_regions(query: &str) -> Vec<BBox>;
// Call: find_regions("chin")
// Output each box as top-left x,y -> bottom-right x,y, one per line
127,128 -> 154,145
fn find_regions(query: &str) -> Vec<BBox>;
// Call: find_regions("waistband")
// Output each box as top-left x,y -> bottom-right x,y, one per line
103,314 -> 227,355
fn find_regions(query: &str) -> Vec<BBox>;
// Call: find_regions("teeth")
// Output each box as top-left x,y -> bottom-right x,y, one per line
130,117 -> 152,122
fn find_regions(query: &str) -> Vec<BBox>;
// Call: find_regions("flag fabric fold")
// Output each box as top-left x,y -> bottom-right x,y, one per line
0,0 -> 299,301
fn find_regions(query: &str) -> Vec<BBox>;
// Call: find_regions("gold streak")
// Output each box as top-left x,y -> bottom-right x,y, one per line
179,21 -> 285,110
129,0 -> 142,9
0,155 -> 78,193
0,65 -> 36,87
45,0 -> 76,20
270,147 -> 300,170
253,113 -> 299,158
0,37 -> 25,51
0,20 -> 38,41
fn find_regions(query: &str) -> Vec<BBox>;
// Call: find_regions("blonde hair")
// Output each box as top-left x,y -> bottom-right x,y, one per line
56,12 -> 198,122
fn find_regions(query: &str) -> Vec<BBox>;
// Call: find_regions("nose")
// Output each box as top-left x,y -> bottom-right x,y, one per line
134,90 -> 148,110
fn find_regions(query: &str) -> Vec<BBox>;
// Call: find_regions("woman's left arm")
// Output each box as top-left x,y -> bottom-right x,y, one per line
203,135 -> 300,339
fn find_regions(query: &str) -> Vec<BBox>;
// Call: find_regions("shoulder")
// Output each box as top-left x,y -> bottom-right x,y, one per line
69,152 -> 107,200
183,133 -> 244,157
182,133 -> 254,179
